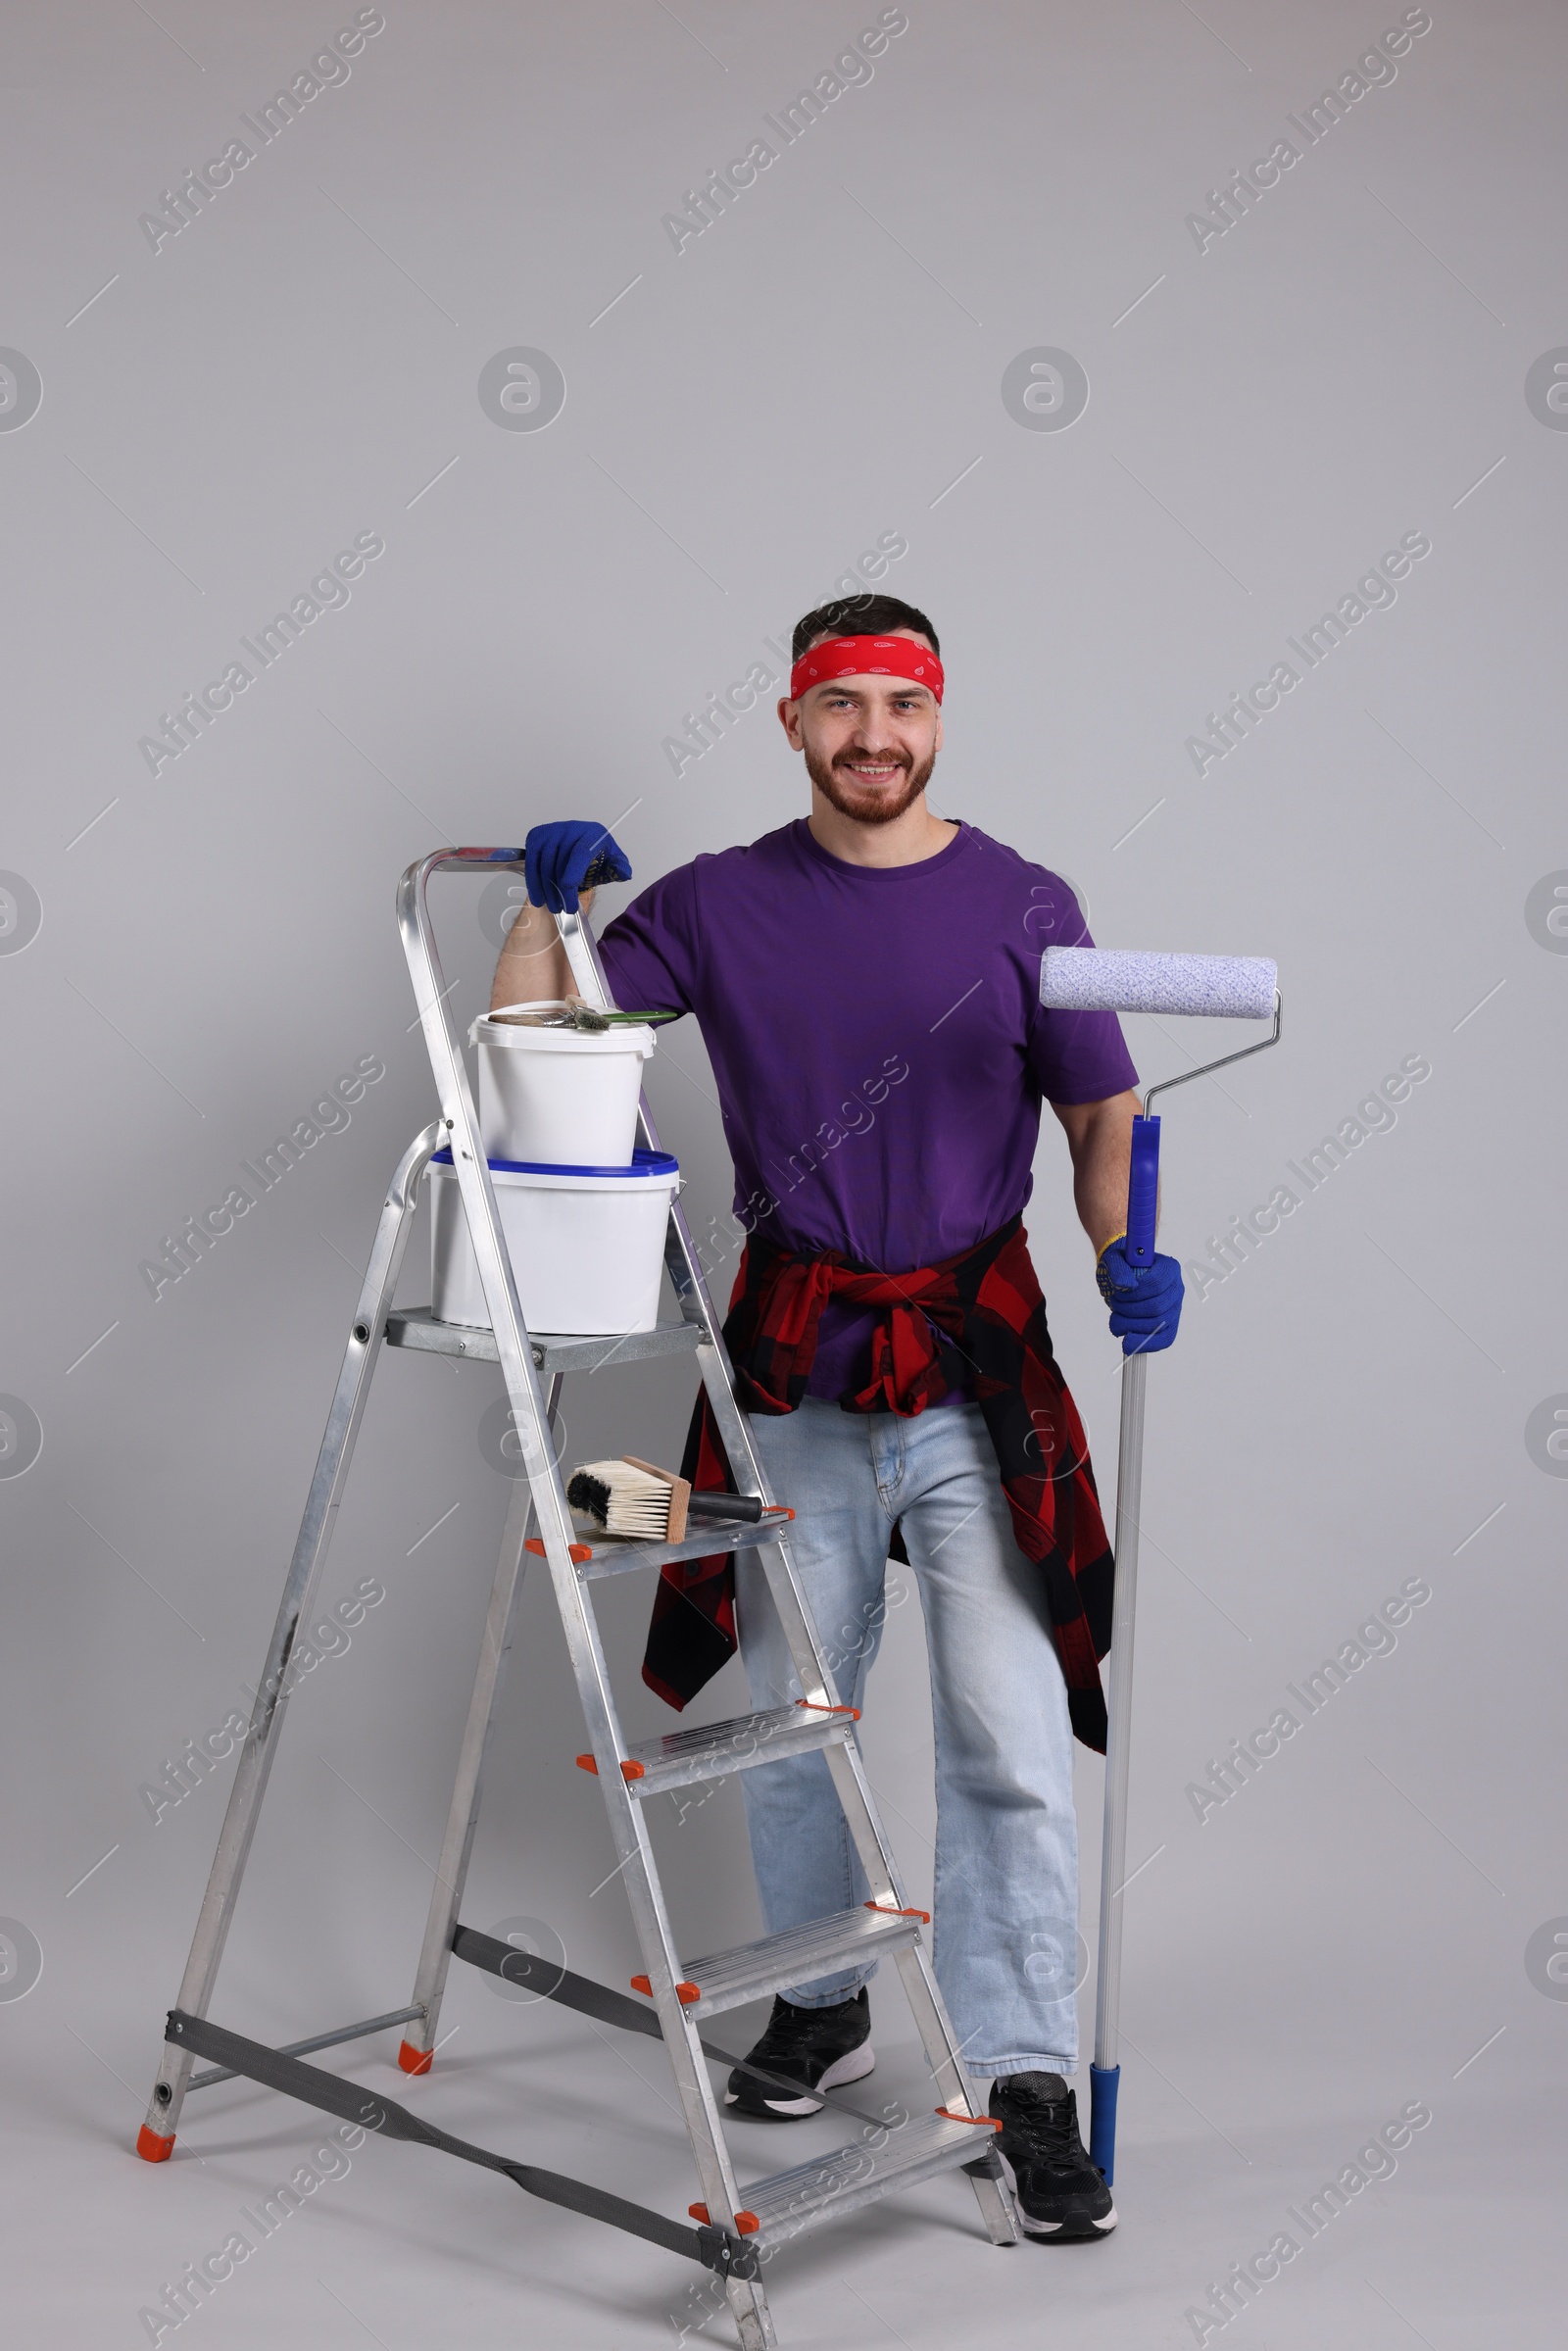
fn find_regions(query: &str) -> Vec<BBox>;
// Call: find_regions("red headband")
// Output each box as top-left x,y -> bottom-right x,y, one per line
789,635 -> 944,704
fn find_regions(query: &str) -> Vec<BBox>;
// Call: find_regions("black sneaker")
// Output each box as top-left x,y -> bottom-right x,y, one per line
724,1988 -> 873,2120
991,2073 -> 1116,2239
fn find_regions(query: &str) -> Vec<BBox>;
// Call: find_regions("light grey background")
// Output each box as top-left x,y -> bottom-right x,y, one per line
2,3 -> 1562,2344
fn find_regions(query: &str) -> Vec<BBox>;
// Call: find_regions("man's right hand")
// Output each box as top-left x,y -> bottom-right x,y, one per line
524,821 -> 632,914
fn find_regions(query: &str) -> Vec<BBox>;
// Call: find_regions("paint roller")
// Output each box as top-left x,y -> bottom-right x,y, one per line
1039,945 -> 1282,2189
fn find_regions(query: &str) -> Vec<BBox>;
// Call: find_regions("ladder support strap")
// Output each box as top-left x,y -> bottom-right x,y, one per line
452,1925 -> 666,2038
450,1926 -> 892,2131
163,2010 -> 757,2280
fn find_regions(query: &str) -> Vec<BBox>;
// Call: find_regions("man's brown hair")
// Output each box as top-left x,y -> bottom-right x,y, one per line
791,593 -> 940,662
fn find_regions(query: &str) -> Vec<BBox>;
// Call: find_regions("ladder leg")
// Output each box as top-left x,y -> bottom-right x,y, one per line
725,2276 -> 776,2351
398,1376 -> 561,2073
540,1539 -> 779,2345
136,1126 -> 440,2160
516,1516 -> 780,2344
889,1941 -> 1018,2245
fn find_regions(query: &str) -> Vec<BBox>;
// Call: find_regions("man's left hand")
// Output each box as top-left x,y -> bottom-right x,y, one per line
1096,1239 -> 1185,1355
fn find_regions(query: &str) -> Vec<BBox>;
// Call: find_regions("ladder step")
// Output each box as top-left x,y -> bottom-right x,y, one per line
384,1307 -> 703,1374
637,1903 -> 926,2020
740,2109 -> 999,2250
616,1701 -> 860,1797
570,1513 -> 794,1583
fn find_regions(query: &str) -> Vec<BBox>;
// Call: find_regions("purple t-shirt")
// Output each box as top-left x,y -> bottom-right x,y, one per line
599,819 -> 1138,1400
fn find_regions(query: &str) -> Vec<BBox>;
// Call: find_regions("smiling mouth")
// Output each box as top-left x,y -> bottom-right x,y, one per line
837,757 -> 906,780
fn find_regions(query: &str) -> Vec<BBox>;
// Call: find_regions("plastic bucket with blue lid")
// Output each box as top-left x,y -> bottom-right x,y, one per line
427,1148 -> 681,1335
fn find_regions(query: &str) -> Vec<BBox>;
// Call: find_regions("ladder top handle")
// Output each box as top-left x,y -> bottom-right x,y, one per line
407,847 -> 523,876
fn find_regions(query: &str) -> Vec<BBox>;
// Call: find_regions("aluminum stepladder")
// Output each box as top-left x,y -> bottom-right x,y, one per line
137,848 -> 1016,2351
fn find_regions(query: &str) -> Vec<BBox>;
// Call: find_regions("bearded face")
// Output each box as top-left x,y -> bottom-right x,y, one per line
802,733 -> 937,826
790,631 -> 943,827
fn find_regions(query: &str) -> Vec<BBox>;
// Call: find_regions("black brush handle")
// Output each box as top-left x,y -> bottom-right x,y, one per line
685,1491 -> 765,1523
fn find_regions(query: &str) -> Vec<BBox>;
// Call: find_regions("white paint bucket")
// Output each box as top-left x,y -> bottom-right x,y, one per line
427,1149 -> 680,1335
470,1004 -> 656,1167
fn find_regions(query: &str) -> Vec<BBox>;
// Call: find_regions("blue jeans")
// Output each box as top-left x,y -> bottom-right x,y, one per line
736,1398 -> 1080,2082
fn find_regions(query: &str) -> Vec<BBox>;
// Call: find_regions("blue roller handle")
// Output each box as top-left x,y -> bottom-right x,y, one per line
1125,1114 -> 1160,1268
1089,2063 -> 1119,2182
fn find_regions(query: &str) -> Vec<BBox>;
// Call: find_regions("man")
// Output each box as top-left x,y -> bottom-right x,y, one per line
489,595 -> 1183,2241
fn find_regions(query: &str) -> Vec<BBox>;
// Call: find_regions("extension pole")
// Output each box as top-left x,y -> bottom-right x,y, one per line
1089,1107 -> 1159,2185
1089,1346 -> 1147,2182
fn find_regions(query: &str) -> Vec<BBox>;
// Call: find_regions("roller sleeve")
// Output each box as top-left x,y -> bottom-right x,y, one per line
1041,947 -> 1277,1019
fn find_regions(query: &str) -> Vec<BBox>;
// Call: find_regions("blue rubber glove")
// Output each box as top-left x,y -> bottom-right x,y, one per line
1096,1238 -> 1185,1355
524,820 -> 632,915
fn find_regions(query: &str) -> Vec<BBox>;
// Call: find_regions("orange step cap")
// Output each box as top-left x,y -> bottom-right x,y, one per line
690,2202 -> 760,2231
630,1973 -> 701,2004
